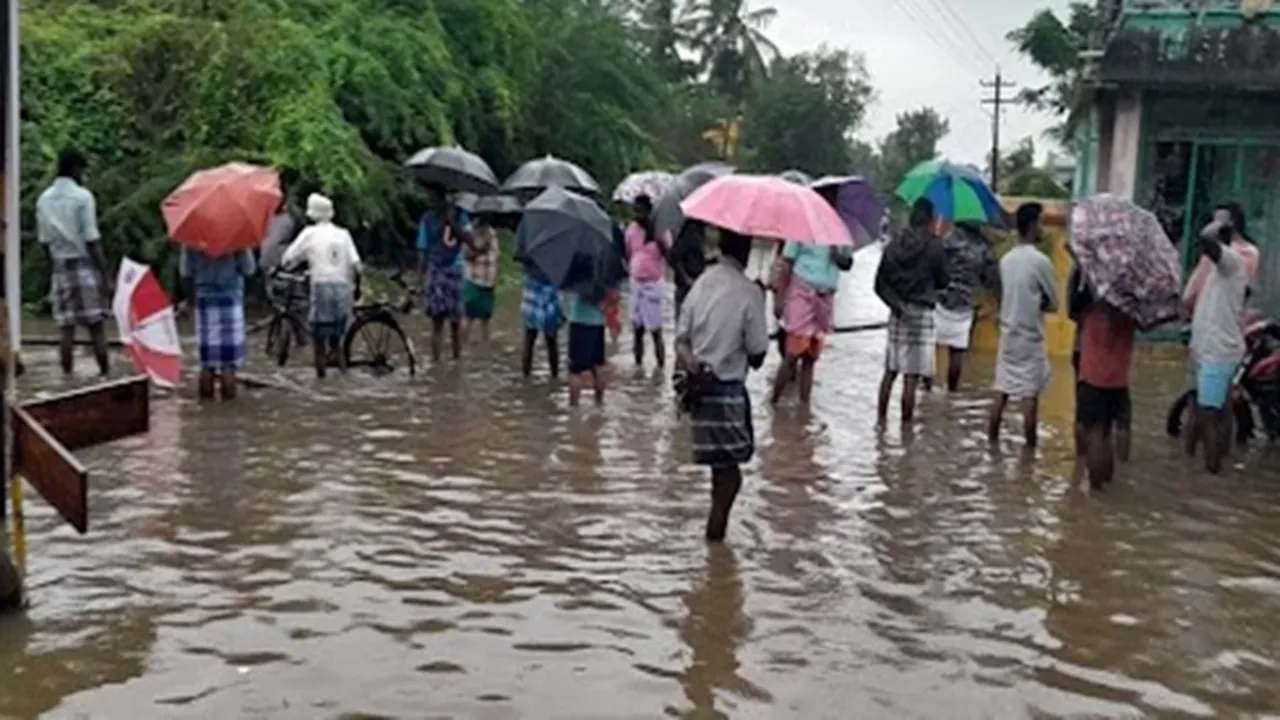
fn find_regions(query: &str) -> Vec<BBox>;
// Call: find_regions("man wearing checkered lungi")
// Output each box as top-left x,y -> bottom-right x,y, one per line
874,198 -> 949,425
514,221 -> 563,379
674,230 -> 769,543
180,247 -> 257,400
35,148 -> 112,375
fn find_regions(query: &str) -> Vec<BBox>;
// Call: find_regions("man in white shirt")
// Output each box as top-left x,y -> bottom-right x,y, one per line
1186,206 -> 1250,474
281,194 -> 362,377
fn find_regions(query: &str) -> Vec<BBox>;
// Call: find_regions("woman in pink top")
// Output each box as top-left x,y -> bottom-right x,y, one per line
625,195 -> 669,367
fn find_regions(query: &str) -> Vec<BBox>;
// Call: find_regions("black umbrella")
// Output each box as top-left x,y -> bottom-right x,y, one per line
456,193 -> 523,216
502,155 -> 600,196
404,146 -> 500,195
520,187 -> 622,301
651,161 -> 734,240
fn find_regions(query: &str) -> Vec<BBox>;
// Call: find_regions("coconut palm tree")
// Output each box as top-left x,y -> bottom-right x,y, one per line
680,0 -> 780,102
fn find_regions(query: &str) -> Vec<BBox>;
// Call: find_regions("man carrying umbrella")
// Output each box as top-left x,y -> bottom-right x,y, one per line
36,148 -> 112,376
418,185 -> 477,362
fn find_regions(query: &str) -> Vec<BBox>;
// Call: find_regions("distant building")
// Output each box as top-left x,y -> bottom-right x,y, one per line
1074,0 -> 1280,277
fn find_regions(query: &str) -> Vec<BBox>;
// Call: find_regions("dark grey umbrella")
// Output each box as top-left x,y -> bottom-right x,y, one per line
404,146 -> 499,195
651,161 -> 734,240
502,155 -> 600,195
520,186 -> 622,300
456,193 -> 523,216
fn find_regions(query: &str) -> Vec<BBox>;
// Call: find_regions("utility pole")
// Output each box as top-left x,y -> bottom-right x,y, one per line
980,70 -> 1017,191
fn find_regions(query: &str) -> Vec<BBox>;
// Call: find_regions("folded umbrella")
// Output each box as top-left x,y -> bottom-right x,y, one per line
612,170 -> 675,204
895,159 -> 1003,225
405,146 -> 500,195
1069,193 -> 1182,330
520,187 -> 623,300
811,175 -> 883,249
503,155 -> 599,196
679,174 -> 854,246
163,163 -> 281,257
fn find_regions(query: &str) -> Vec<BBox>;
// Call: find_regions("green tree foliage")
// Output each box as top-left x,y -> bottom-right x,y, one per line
741,47 -> 874,176
990,137 -> 1068,199
1006,2 -> 1105,140
17,0 -> 674,299
877,107 -> 950,193
681,0 -> 780,102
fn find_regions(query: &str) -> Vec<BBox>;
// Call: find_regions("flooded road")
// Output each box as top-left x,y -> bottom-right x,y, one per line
3,246 -> 1280,719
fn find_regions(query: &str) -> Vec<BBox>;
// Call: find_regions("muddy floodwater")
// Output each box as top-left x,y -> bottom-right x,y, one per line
2,246 -> 1280,719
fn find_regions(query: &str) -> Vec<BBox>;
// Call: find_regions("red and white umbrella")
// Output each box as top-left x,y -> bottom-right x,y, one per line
112,258 -> 181,388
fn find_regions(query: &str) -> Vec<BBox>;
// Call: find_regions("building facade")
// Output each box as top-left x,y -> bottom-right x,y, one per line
1076,0 -> 1280,275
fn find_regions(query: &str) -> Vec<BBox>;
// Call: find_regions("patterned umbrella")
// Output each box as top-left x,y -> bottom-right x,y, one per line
1069,193 -> 1182,330
612,171 -> 675,203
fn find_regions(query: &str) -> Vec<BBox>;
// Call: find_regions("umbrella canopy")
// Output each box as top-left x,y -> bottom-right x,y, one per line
503,155 -> 599,195
404,146 -> 500,195
112,257 -> 180,388
680,174 -> 854,246
1069,193 -> 1183,330
779,169 -> 813,185
652,161 -> 735,241
895,159 -> 1003,224
456,192 -> 523,216
811,175 -> 883,249
163,163 -> 281,257
520,187 -> 623,299
612,170 -> 675,204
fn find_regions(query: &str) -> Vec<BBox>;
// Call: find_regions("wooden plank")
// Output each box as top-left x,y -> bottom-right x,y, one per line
11,405 -> 88,534
21,376 -> 150,452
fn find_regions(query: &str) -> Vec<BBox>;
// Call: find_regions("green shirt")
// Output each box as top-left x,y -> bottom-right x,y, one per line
569,294 -> 605,326
784,241 -> 848,291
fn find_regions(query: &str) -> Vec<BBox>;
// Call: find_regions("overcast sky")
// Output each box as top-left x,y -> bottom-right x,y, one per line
768,0 -> 1072,166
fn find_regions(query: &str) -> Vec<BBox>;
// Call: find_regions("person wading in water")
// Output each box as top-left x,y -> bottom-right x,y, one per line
674,229 -> 769,542
935,221 -> 998,391
987,202 -> 1058,447
874,198 -> 948,424
36,148 -> 112,376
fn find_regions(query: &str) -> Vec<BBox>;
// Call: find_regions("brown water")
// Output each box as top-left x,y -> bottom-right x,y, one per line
2,247 -> 1280,719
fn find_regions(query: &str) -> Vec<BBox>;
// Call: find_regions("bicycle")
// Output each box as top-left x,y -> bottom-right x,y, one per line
263,268 -> 418,376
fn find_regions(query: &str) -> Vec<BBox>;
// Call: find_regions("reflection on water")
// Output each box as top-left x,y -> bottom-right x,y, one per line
2,247 -> 1280,718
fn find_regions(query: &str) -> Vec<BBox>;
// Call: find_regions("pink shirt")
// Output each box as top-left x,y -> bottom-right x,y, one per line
625,221 -> 665,283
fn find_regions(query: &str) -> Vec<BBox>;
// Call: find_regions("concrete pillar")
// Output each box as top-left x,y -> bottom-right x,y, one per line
1107,90 -> 1144,201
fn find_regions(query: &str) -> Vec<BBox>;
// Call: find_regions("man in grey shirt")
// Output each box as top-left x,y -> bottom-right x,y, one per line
675,229 -> 769,542
987,202 -> 1059,447
35,148 -> 111,375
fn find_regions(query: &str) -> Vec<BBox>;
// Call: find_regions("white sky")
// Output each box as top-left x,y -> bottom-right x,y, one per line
768,0 -> 1073,166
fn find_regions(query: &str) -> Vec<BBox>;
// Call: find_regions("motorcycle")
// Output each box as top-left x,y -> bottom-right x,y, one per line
1165,319 -> 1280,443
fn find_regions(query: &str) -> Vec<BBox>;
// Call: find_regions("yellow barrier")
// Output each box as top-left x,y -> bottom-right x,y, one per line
971,197 -> 1075,357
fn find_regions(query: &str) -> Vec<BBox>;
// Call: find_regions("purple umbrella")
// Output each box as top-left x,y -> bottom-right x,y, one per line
811,175 -> 883,249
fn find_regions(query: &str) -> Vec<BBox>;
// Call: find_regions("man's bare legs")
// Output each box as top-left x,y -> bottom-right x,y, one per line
60,323 -> 111,376
901,374 -> 921,422
219,370 -> 238,400
946,348 -> 965,391
1083,425 -> 1115,489
877,370 -> 898,424
1020,397 -> 1040,448
522,329 -> 561,379
430,317 -> 445,362
987,392 -> 1009,443
706,465 -> 743,542
771,355 -> 800,405
449,320 -> 461,359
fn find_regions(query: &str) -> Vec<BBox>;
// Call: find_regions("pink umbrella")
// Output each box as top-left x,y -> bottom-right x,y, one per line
679,174 -> 854,246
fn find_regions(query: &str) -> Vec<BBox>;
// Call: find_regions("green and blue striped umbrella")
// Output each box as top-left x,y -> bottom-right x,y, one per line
895,159 -> 1003,224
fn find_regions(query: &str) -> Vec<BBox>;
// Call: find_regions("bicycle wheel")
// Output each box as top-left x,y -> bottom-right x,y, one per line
266,313 -> 306,367
343,314 -> 417,377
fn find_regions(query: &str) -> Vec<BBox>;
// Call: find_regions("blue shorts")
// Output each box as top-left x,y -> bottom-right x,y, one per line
1196,362 -> 1237,409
